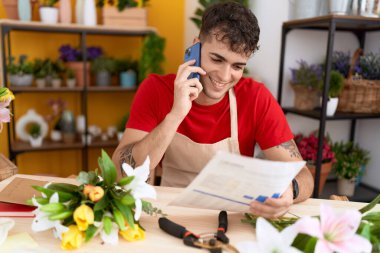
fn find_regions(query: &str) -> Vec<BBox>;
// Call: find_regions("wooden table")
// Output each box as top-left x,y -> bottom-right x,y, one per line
1,174 -> 379,252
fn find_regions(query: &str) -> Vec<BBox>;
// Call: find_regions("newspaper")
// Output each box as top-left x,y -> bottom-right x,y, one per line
169,151 -> 305,212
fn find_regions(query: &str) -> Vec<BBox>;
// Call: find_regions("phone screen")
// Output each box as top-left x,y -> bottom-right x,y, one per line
184,42 -> 201,80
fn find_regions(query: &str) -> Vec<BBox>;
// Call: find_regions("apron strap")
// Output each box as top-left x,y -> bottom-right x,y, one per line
228,88 -> 239,153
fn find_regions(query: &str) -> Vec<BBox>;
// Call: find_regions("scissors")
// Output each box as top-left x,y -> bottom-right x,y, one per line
158,210 -> 239,253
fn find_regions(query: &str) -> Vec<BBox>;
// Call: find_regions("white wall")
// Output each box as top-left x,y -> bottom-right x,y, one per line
184,0 -> 380,189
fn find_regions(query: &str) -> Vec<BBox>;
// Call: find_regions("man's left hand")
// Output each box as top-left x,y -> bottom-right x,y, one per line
249,184 -> 293,218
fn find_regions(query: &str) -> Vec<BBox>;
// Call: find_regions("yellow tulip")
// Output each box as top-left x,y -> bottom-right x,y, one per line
61,225 -> 84,250
73,204 -> 94,231
83,184 -> 95,196
119,224 -> 145,242
88,186 -> 104,202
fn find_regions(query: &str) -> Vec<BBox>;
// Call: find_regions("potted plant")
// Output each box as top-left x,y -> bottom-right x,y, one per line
90,56 -> 117,86
33,59 -> 48,88
7,55 -> 34,86
331,51 -> 351,78
100,0 -> 149,27
289,60 -> 323,111
138,33 -> 165,83
333,141 -> 370,197
116,113 -> 129,141
116,58 -> 138,88
39,0 -> 59,24
66,68 -> 76,88
294,131 -> 335,195
59,44 -> 103,86
28,122 -> 43,147
51,71 -> 62,88
319,70 -> 344,116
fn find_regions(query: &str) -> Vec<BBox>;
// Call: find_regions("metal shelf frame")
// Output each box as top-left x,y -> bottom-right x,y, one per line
276,15 -> 380,198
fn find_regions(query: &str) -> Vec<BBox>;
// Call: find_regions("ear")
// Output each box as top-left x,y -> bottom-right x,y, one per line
192,37 -> 200,44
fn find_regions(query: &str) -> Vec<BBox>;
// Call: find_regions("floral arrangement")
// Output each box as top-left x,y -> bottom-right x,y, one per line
290,60 -> 323,89
29,150 -> 160,250
0,87 -> 15,132
240,195 -> 380,253
294,131 -> 335,165
332,51 -> 351,78
332,141 -> 370,180
59,45 -> 103,62
354,51 -> 380,80
97,0 -> 149,11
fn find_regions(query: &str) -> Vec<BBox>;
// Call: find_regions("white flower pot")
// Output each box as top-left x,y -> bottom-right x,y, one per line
66,78 -> 76,88
36,78 -> 46,88
10,74 -> 33,86
337,178 -> 356,197
29,135 -> 43,147
39,7 -> 58,24
326,97 -> 339,116
81,133 -> 92,144
51,79 -> 62,88
50,130 -> 62,142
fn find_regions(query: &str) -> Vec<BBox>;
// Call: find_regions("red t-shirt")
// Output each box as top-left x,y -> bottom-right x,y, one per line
127,74 -> 293,156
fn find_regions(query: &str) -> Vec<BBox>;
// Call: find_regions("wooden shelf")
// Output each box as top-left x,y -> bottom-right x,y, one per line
10,86 -> 84,93
0,19 -> 157,35
88,138 -> 119,148
282,107 -> 380,120
87,86 -> 137,92
11,140 -> 84,153
283,15 -> 380,31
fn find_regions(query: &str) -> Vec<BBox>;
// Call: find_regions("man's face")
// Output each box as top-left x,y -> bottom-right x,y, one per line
196,36 -> 250,105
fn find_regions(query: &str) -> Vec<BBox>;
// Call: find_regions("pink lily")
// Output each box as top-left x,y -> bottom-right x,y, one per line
0,98 -> 12,132
296,204 -> 372,253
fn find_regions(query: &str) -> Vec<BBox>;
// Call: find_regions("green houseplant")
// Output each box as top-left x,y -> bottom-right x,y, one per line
138,33 -> 165,83
116,58 -> 138,88
91,57 -> 117,86
39,0 -> 60,24
28,122 -> 43,147
7,55 -> 34,86
319,70 -> 344,116
289,60 -> 323,111
333,141 -> 370,197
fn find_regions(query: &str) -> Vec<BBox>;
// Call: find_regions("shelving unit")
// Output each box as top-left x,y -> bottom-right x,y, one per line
0,20 -> 156,171
277,15 -> 380,198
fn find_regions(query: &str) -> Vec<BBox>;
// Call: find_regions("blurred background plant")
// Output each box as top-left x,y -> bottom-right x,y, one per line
290,60 -> 324,89
354,51 -> 380,80
331,51 -> 351,78
59,45 -> 103,62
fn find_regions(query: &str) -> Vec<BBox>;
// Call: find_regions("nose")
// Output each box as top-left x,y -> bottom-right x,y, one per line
219,64 -> 232,82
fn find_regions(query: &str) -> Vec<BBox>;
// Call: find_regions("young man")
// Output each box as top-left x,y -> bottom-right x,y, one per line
112,1 -> 314,218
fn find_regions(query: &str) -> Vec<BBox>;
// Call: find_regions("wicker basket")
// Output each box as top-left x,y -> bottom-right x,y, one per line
337,78 -> 380,113
291,84 -> 320,111
337,48 -> 380,113
0,153 -> 18,181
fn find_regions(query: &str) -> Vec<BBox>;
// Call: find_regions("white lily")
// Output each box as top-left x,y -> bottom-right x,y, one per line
0,218 -> 15,246
236,217 -> 301,253
31,192 -> 68,239
121,156 -> 157,220
94,213 -> 120,245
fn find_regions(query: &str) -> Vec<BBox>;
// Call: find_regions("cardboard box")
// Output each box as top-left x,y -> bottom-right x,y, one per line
0,153 -> 17,181
102,7 -> 147,27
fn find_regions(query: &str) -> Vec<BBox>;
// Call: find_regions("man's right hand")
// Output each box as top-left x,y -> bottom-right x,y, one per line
171,59 -> 205,121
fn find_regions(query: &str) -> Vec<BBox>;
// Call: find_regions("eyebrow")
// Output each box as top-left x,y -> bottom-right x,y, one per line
209,53 -> 247,66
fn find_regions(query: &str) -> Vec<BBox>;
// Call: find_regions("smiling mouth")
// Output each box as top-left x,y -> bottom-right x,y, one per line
209,76 -> 230,89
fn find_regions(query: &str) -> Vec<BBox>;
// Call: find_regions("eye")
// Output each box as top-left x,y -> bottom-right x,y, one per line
233,65 -> 243,70
211,58 -> 222,63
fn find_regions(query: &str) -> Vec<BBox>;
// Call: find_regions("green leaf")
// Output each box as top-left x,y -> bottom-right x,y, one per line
304,237 -> 318,253
363,212 -> 380,222
47,183 -> 79,193
77,171 -> 89,184
40,203 -> 65,213
32,186 -> 73,202
103,216 -> 113,235
360,194 -> 380,214
292,234 -> 313,250
119,176 -> 135,186
88,171 -> 99,185
121,194 -> 135,206
113,207 -> 126,231
100,150 -> 117,186
85,224 -> 98,242
48,210 -> 73,221
27,197 -> 49,206
113,200 -> 135,230
360,223 -> 371,240
94,191 -> 109,211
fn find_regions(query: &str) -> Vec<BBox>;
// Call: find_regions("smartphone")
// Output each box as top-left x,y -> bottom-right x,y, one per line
184,42 -> 201,80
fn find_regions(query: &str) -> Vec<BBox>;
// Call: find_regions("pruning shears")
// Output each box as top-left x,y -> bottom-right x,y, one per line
158,210 -> 239,253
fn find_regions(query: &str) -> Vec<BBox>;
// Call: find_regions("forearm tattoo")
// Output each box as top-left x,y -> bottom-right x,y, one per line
276,140 -> 302,159
119,143 -> 136,170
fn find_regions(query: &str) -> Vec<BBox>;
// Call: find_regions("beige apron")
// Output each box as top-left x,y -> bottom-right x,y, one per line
161,88 -> 240,187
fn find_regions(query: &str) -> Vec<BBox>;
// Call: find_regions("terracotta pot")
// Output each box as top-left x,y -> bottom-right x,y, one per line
2,0 -> 19,19
65,62 -> 90,86
291,84 -> 320,111
308,161 -> 333,195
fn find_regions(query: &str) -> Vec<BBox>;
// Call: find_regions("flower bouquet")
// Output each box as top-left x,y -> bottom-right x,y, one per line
29,150 -> 161,250
240,194 -> 380,253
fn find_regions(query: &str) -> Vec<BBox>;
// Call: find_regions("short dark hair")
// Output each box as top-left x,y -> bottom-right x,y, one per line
199,1 -> 260,56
